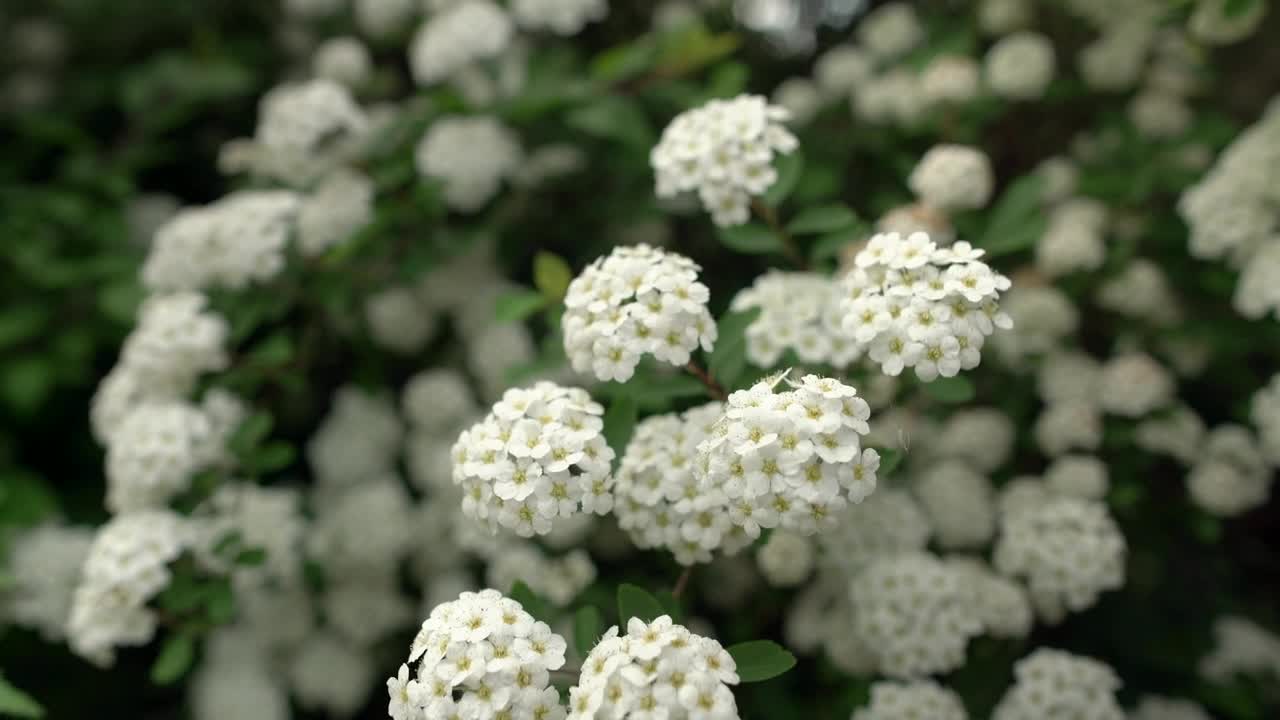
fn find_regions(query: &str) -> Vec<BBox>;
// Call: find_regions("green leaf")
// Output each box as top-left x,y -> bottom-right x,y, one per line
617,583 -> 666,623
921,376 -> 976,404
786,204 -> 857,235
495,289 -> 548,323
810,225 -> 866,265
205,580 -> 236,624
510,581 -> 554,623
979,174 -> 1046,258
762,151 -> 804,207
248,332 -> 293,367
590,40 -> 657,84
602,395 -> 639,456
727,640 -> 797,682
573,605 -> 603,657
151,634 -> 196,686
248,442 -> 295,475
0,305 -> 47,350
533,252 -> 574,302
565,96 -> 654,149
228,411 -> 273,457
708,308 -> 762,389
706,61 -> 749,99
874,447 -> 904,476
718,224 -> 781,254
235,547 -> 268,566
0,356 -> 53,416
655,590 -> 685,622
1224,0 -> 1260,18
0,674 -> 45,718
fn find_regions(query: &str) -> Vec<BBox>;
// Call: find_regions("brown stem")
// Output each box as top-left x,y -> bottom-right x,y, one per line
672,566 -> 694,600
684,361 -> 727,401
750,199 -> 807,270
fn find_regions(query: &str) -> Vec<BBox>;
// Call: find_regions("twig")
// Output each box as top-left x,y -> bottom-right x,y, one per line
750,199 -> 807,270
684,361 -> 727,401
672,566 -> 694,600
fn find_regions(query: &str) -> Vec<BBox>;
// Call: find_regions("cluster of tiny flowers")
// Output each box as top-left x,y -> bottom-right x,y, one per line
651,94 -> 799,227
857,2 -> 923,59
948,557 -> 1033,639
387,590 -> 567,720
451,382 -> 615,537
695,373 -> 877,538
230,78 -> 369,185
485,547 -> 596,608
567,616 -> 740,720
850,552 -> 984,678
1130,696 -> 1212,720
416,116 -> 522,212
511,0 -> 606,35
67,510 -> 190,666
1251,373 -> 1280,464
1036,198 -> 1108,277
756,530 -> 815,587
914,460 -> 996,549
296,168 -> 374,257
853,680 -> 968,720
984,31 -> 1055,100
307,385 -> 404,486
409,0 -> 514,86
105,400 -> 220,512
120,292 -> 229,389
614,402 -> 751,565
932,407 -> 1015,473
815,488 -> 932,576
993,496 -> 1125,623
365,285 -> 440,354
992,648 -> 1124,720
729,271 -> 858,369
1186,424 -> 1272,516
3,524 -> 93,641
908,144 -> 994,211
562,244 -> 716,382
1199,615 -> 1280,682
920,55 -> 981,107
840,231 -> 1013,380
1097,352 -> 1175,418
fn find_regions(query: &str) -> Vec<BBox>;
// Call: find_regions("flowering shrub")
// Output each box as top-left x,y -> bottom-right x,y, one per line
2,1 -> 1280,719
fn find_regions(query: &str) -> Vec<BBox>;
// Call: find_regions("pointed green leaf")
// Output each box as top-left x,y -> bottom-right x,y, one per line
602,395 -> 639,457
727,640 -> 797,683
495,289 -> 549,323
655,590 -> 685,623
573,605 -> 603,657
533,252 -> 575,301
617,583 -> 665,623
786,204 -> 857,235
151,633 -> 195,686
0,674 -> 44,718
708,307 -> 761,389
921,375 -> 975,404
979,174 -> 1046,258
717,224 -> 781,254
762,150 -> 804,207
510,581 -> 554,623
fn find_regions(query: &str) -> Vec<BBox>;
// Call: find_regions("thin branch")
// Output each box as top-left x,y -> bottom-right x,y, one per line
751,198 -> 807,270
685,361 -> 727,401
672,566 -> 694,600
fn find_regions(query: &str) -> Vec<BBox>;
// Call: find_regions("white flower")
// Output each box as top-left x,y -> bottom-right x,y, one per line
853,680 -> 968,720
307,385 -> 404,487
1189,0 -> 1268,45
290,633 -> 376,717
366,286 -> 438,354
1131,695 -> 1212,720
569,616 -> 739,719
920,55 -> 981,106
1187,424 -> 1271,516
651,94 -> 798,227
296,169 -> 374,257
696,373 -> 876,538
992,648 -> 1123,720
241,79 -> 368,185
909,144 -> 993,210
416,115 -> 522,212
984,31 -> 1055,100
757,530 -> 814,587
1097,352 -> 1175,418
312,36 -> 372,88
731,271 -> 858,369
1199,615 -> 1280,682
409,0 -> 514,85
813,45 -> 874,100
452,382 -> 614,537
104,401 -> 220,513
842,231 -> 1012,379
510,0 -> 607,36
856,2 -> 923,60
4,524 -> 93,641
563,244 -> 716,382
914,460 -> 995,549
1044,454 -> 1109,500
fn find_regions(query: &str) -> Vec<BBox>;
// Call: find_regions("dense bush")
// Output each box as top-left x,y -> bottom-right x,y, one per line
2,1 -> 1280,719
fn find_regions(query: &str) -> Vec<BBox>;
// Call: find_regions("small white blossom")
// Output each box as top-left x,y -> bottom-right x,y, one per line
409,0 -> 514,85
985,31 -> 1055,100
416,116 -> 522,212
992,648 -> 1124,720
853,680 -> 968,720
909,144 -> 994,211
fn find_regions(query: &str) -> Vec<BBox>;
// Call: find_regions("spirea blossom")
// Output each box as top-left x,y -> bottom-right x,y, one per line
695,373 -> 877,538
388,589 -> 567,720
120,292 -> 229,389
68,510 -> 190,666
245,79 -> 369,185
985,31 -> 1055,100
992,648 -> 1123,720
511,0 -> 607,35
651,94 -> 799,227
1131,696 -> 1212,720
994,497 -> 1125,623
948,557 -> 1033,639
908,144 -> 994,211
562,244 -> 716,382
853,680 -> 968,720
1097,352 -> 1175,418
105,401 -> 219,513
920,55 -> 981,106
849,552 -> 984,678
313,36 -> 372,88
856,2 -> 923,60
614,402 -> 751,565
914,460 -> 996,549
813,45 -> 874,100
1199,615 -> 1280,682
4,524 -> 93,641
815,488 -> 932,577
451,382 -> 615,537
416,116 -> 522,212
566,615 -> 740,720
839,231 -> 1013,380
1189,0 -> 1268,45
1187,424 -> 1271,516
1251,373 -> 1280,465
296,169 -> 374,257
757,530 -> 815,587
409,0 -> 514,86
729,271 -> 857,369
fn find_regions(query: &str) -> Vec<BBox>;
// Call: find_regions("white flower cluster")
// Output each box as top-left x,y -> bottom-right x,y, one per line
932,407 -> 1015,473
307,385 -> 404,486
984,31 -> 1055,100
105,400 -> 220,512
313,36 -> 372,89
914,460 -> 995,549
840,231 -> 1013,380
849,552 -> 984,678
853,680 -> 968,720
651,94 -> 799,227
857,2 -> 923,60
236,79 -> 369,185
1036,198 -> 1108,277
388,589 -> 567,720
366,285 -> 440,354
1199,615 -> 1280,682
511,0 -> 607,35
142,191 -> 301,292
1135,405 -> 1205,465
1130,696 -> 1211,720
1097,352 -> 1175,418
562,244 -> 716,382
696,373 -> 878,538
1186,424 -> 1272,517
198,483 -> 305,586
948,556 -> 1033,639
293,633 -> 377,716
567,615 -> 740,720
908,144 -> 994,211
451,382 -> 615,537
1252,373 -> 1280,465
815,488 -> 932,576
729,271 -> 858,369
296,168 -> 374,257
614,402 -> 751,565
3,524 -> 93,641
1095,258 -> 1181,326
757,530 -> 815,587
992,648 -> 1123,720
1179,98 -> 1280,319
920,55 -> 981,106
68,510 -> 190,666
120,292 -> 229,388
416,116 -> 522,212
1189,0 -> 1268,45
994,496 -> 1125,623
485,546 -> 595,607
409,0 -> 514,86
